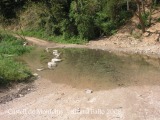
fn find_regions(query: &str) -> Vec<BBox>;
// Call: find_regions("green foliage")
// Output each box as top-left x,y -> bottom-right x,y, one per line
1,0 -> 133,41
69,0 -> 100,39
157,17 -> 160,22
142,12 -> 150,27
0,33 -> 32,85
95,0 -> 132,36
137,12 -> 151,29
18,29 -> 87,44
0,33 -> 31,56
0,56 -> 31,84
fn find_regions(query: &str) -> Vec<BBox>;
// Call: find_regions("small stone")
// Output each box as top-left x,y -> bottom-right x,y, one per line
19,94 -> 23,97
88,98 -> 96,103
23,42 -> 28,46
76,108 -> 80,113
36,68 -> 44,71
85,89 -> 93,94
143,32 -> 150,37
33,73 -> 38,77
56,98 -> 61,101
45,48 -> 49,52
147,48 -> 151,51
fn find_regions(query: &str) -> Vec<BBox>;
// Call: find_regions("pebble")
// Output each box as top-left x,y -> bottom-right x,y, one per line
33,73 -> 39,77
76,108 -> 80,113
88,98 -> 96,103
85,89 -> 93,94
19,94 -> 23,97
37,68 -> 44,71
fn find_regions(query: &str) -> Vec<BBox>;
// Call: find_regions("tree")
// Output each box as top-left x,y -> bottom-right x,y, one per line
133,0 -> 146,32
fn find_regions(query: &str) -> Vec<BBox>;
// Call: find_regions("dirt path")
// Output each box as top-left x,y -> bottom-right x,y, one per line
1,35 -> 160,120
1,75 -> 160,120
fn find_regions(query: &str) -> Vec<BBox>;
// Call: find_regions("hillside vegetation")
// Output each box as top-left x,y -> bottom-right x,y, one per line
0,0 -> 160,43
0,0 -> 136,42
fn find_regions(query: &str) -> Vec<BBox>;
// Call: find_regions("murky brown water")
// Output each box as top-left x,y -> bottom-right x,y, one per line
20,47 -> 160,90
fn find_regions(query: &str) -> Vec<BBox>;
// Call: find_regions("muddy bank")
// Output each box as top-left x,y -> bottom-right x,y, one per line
0,82 -> 35,104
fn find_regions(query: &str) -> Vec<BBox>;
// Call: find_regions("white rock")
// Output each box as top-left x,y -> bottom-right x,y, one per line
37,68 -> 44,71
23,42 -> 28,46
33,73 -> 39,77
51,58 -> 62,62
19,94 -> 23,97
53,50 -> 58,52
52,50 -> 61,57
48,62 -> 57,69
76,108 -> 80,113
53,50 -> 58,55
45,48 -> 49,52
54,53 -> 61,58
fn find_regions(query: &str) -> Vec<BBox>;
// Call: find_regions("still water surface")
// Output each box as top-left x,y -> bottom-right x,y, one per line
21,48 -> 160,90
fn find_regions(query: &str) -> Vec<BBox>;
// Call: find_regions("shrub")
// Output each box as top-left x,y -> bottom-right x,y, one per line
3,0 -> 133,41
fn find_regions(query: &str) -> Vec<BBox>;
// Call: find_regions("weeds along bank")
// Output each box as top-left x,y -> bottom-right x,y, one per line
0,33 -> 32,85
0,0 -> 133,43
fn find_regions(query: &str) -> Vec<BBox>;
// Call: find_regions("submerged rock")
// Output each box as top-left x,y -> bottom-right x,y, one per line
37,68 -> 44,71
48,62 -> 57,69
51,58 -> 62,62
47,49 -> 62,69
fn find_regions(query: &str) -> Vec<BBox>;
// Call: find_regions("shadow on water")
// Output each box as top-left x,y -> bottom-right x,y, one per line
20,47 -> 160,91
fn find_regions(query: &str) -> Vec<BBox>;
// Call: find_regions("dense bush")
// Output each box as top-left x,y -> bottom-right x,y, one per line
0,0 -> 134,41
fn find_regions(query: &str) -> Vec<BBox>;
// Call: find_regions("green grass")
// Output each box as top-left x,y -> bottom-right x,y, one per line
18,29 -> 87,44
0,33 -> 32,56
0,56 -> 32,84
0,33 -> 32,85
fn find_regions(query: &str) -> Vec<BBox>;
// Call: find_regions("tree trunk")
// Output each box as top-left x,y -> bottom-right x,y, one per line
148,5 -> 152,26
141,0 -> 146,14
127,0 -> 130,11
148,0 -> 154,26
137,3 -> 145,33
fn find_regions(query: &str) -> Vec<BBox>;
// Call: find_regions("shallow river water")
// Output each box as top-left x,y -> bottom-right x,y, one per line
20,47 -> 160,90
